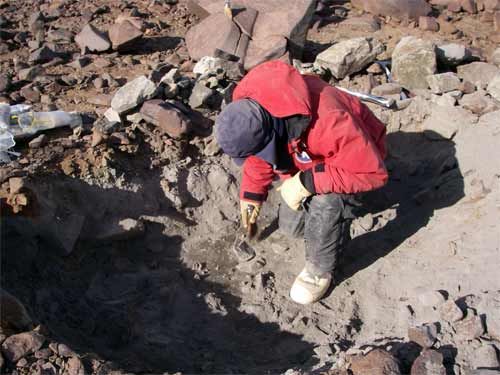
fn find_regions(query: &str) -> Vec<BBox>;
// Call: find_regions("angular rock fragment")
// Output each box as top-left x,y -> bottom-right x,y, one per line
427,72 -> 461,94
419,16 -> 439,31
189,82 -> 217,109
108,20 -> 143,51
18,66 -> 44,81
29,45 -> 58,64
351,0 -> 432,21
472,344 -> 500,369
140,99 -> 192,138
371,83 -> 402,96
392,36 -> 437,90
75,24 -> 111,54
455,308 -> 485,340
437,43 -> 472,66
408,323 -> 438,349
193,56 -> 244,80
1,332 -> 45,362
349,349 -> 401,375
460,90 -> 500,114
411,350 -> 446,375
315,37 -> 384,79
418,291 -> 447,307
339,15 -> 381,32
439,299 -> 464,322
66,356 -> 85,375
457,62 -> 500,89
487,74 -> 500,101
111,76 -> 157,114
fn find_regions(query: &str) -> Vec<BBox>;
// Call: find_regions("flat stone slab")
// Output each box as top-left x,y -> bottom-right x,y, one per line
186,0 -> 315,69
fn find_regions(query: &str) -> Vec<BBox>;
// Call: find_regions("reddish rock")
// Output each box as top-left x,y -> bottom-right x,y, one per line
461,0 -> 478,12
140,100 -> 192,139
351,0 -> 432,21
408,324 -> 438,349
411,350 -> 446,375
419,16 -> 440,31
108,20 -> 143,50
448,0 -> 463,11
455,308 -> 485,340
1,332 -> 45,362
350,349 -> 401,375
74,24 -> 111,54
484,0 -> 500,10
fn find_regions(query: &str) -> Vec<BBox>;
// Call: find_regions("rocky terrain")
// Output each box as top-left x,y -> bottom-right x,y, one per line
1,0 -> 500,374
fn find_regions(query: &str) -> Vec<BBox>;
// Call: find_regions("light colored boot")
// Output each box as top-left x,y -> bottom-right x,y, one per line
290,267 -> 332,305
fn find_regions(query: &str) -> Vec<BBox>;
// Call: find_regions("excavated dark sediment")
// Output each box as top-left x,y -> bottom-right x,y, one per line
1,173 -> 316,374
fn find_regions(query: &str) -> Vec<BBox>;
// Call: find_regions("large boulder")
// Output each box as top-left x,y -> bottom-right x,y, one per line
186,0 -> 316,70
392,36 -> 437,90
314,37 -> 384,79
351,0 -> 432,21
411,350 -> 446,375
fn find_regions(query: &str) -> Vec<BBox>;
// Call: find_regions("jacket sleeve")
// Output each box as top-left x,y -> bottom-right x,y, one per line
301,110 -> 388,195
240,156 -> 276,203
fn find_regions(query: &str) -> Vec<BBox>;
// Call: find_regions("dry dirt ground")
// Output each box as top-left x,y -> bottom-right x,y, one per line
1,1 -> 500,375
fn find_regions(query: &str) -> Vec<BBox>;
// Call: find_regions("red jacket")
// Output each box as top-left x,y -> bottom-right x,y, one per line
234,61 -> 388,203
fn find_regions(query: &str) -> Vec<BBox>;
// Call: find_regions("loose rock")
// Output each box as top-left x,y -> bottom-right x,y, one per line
392,36 -> 437,90
349,349 -> 401,375
439,299 -> 464,322
189,82 -> 217,109
411,350 -> 446,375
427,72 -> 461,94
487,74 -> 500,101
315,37 -> 384,79
455,308 -> 485,340
472,344 -> 500,369
1,332 -> 45,362
437,43 -> 472,66
111,76 -> 157,114
141,99 -> 192,138
419,16 -> 439,31
108,20 -> 143,50
75,24 -> 111,54
457,62 -> 500,89
408,323 -> 438,348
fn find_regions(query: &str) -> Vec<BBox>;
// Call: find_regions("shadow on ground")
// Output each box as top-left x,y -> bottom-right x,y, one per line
1,158 -> 316,374
338,130 -> 465,283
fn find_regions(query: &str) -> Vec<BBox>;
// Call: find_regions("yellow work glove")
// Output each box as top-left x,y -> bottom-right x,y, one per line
240,200 -> 261,229
277,172 -> 312,211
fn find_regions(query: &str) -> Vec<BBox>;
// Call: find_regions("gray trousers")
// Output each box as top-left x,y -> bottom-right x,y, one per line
278,193 -> 358,276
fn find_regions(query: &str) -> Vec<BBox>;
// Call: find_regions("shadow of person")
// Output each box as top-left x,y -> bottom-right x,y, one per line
1,169 -> 316,374
337,130 -> 465,284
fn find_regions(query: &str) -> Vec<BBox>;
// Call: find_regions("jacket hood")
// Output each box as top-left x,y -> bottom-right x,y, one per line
232,60 -> 313,119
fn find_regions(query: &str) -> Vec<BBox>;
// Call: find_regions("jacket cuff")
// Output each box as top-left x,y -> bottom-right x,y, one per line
299,169 -> 316,194
241,191 -> 266,203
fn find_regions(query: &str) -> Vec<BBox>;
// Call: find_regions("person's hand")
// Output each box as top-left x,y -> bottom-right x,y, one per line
277,172 -> 312,210
240,200 -> 261,229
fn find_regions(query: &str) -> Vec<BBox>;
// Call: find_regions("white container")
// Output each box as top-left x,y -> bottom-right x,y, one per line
11,111 -> 82,138
0,130 -> 15,152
